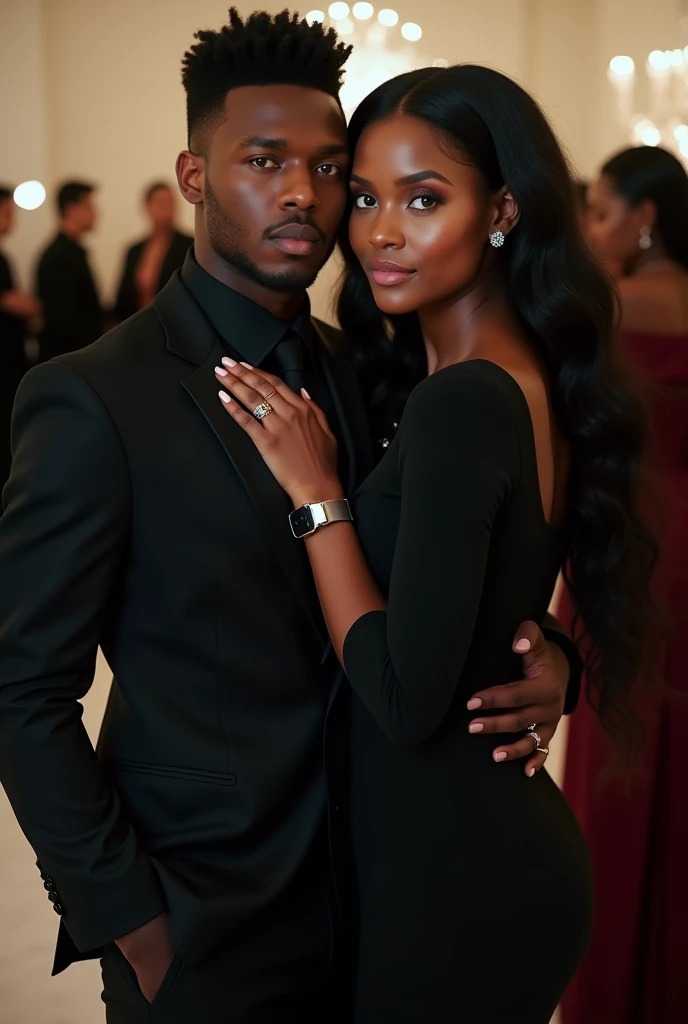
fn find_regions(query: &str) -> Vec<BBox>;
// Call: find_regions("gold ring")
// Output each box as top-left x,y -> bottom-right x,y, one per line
262,389 -> 277,401
536,746 -> 549,756
252,401 -> 273,421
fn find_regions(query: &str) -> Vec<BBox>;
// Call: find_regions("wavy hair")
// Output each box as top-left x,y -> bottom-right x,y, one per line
337,65 -> 658,752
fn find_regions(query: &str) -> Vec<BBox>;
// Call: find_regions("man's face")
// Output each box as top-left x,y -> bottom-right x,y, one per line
180,84 -> 350,291
0,199 -> 14,237
72,194 -> 97,233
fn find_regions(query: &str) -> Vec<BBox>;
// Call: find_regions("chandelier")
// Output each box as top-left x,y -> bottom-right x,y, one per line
305,3 -> 448,118
608,48 -> 688,163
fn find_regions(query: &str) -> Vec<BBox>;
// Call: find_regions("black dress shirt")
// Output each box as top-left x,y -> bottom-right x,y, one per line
180,252 -> 335,425
36,232 -> 104,361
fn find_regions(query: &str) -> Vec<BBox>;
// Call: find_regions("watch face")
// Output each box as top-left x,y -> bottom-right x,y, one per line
290,505 -> 315,539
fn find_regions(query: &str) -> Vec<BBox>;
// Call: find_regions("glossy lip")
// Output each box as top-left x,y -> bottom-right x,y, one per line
368,259 -> 417,287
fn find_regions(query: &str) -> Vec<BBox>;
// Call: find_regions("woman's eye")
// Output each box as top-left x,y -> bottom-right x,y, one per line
317,163 -> 340,177
409,195 -> 438,210
354,194 -> 378,209
250,157 -> 279,170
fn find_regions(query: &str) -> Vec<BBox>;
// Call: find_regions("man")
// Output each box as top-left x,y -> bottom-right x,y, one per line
0,11 -> 579,1023
36,180 -> 104,360
0,186 -> 39,489
112,181 -> 194,322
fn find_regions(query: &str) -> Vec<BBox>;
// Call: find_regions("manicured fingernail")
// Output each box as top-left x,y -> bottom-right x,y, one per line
240,361 -> 253,369
219,390 -> 231,404
466,698 -> 482,711
468,723 -> 484,734
301,388 -> 312,400
222,357 -> 236,367
514,638 -> 531,653
526,767 -> 535,778
215,366 -> 228,376
493,751 -> 507,762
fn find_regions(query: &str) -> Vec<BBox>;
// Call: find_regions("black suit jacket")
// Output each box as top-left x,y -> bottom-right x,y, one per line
36,233 -> 104,361
113,230 -> 193,322
0,271 -> 374,974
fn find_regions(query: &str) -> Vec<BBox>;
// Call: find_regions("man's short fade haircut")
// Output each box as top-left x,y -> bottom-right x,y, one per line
57,181 -> 95,216
181,7 -> 352,149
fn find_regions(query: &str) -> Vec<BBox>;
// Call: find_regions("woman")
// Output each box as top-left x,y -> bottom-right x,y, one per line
560,146 -> 688,1024
113,182 -> 193,322
214,67 -> 657,1021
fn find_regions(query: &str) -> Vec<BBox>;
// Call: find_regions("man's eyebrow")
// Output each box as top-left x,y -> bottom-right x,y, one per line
238,136 -> 289,150
315,144 -> 350,158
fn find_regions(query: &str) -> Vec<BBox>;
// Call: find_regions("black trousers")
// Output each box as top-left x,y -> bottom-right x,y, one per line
101,858 -> 336,1024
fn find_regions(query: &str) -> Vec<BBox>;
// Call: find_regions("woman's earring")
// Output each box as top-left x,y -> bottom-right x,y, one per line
639,225 -> 652,250
490,231 -> 506,248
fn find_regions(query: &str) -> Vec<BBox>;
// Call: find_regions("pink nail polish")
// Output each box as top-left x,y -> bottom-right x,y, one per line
466,698 -> 482,711
494,751 -> 507,762
240,361 -> 253,369
301,388 -> 312,400
526,767 -> 535,778
468,723 -> 484,734
514,639 -> 531,653
215,366 -> 228,376
222,357 -> 236,367
219,390 -> 231,404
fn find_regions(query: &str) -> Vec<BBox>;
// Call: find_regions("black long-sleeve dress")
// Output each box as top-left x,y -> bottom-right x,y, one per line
343,361 -> 593,1023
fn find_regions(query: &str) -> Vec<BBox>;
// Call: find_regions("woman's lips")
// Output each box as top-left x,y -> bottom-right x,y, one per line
368,260 -> 416,286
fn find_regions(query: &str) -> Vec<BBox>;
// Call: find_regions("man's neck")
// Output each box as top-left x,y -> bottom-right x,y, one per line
59,221 -> 83,243
194,237 -> 306,322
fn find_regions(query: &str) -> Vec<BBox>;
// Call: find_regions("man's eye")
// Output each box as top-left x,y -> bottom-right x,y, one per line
317,164 -> 340,176
354,194 -> 378,209
250,157 -> 279,170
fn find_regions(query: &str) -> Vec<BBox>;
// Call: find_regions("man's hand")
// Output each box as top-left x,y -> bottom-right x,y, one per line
115,911 -> 175,1003
466,621 -> 568,777
0,290 -> 41,320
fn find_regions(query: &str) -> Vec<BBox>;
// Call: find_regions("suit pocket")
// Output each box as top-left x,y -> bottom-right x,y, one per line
106,759 -> 240,851
111,759 -> 237,787
110,945 -> 185,1007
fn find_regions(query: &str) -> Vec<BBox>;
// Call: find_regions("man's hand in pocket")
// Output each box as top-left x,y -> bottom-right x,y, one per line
116,911 -> 175,1003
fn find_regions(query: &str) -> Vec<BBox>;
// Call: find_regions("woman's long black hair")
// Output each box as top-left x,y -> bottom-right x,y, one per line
603,144 -> 688,269
337,65 -> 658,750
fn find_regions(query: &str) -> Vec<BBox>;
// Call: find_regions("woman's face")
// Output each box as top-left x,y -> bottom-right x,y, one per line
586,173 -> 648,269
348,114 -> 500,315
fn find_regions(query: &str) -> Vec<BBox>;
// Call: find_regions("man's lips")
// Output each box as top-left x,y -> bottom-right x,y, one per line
367,260 -> 417,286
268,223 -> 322,256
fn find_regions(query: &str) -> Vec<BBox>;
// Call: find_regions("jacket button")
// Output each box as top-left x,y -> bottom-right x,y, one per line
43,880 -> 52,891
52,902 -> 63,915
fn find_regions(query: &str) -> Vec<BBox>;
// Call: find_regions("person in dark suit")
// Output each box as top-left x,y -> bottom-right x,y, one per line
0,186 -> 39,490
113,182 -> 193,322
36,180 -> 104,361
0,11 -> 581,1023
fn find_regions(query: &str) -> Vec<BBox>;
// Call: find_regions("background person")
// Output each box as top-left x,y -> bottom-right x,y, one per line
112,181 -> 193,322
36,180 -> 104,361
561,145 -> 688,1024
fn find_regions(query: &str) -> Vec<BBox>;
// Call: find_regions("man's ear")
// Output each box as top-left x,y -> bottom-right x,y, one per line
176,150 -> 205,207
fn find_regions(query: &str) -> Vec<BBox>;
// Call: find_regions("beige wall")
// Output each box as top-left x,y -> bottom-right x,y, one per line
1,0 -> 684,317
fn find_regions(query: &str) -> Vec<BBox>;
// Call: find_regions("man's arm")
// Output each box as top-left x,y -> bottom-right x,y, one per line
0,362 -> 167,952
38,254 -> 100,349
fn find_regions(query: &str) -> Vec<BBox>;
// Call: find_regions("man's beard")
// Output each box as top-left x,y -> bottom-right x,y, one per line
204,179 -> 334,292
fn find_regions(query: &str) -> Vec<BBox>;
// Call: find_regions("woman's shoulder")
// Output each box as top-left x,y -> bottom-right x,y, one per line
400,361 -> 524,457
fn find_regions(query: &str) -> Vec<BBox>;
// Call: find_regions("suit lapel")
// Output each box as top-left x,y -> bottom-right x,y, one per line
154,276 -> 328,649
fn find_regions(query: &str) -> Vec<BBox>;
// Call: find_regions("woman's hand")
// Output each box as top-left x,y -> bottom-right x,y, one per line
215,358 -> 342,507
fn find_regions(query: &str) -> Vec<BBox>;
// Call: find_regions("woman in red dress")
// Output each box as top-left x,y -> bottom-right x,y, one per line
561,146 -> 688,1023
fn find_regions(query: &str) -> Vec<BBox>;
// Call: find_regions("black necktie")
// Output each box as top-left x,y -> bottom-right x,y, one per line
272,330 -> 305,394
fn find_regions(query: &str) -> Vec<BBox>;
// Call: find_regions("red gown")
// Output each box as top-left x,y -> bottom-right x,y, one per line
560,331 -> 688,1024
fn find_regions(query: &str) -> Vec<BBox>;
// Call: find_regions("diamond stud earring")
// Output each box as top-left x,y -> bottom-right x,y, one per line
489,231 -> 505,248
639,225 -> 652,251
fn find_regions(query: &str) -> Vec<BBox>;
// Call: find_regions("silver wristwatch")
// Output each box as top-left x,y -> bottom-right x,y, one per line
289,498 -> 353,539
